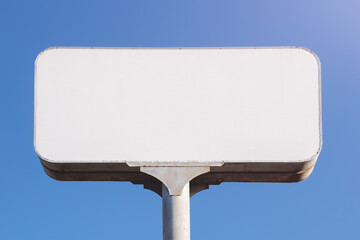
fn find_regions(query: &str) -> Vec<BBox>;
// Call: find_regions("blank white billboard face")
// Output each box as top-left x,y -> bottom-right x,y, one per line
35,48 -> 321,168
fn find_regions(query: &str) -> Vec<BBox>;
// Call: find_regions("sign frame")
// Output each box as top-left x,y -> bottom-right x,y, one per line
34,46 -> 322,195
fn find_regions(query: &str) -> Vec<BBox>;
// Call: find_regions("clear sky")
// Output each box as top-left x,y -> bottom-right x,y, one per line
0,0 -> 359,239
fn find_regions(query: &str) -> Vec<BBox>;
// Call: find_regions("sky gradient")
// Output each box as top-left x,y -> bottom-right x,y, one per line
0,1 -> 359,239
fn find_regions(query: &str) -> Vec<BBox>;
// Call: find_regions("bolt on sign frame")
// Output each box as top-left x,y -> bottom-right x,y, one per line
34,47 -> 322,240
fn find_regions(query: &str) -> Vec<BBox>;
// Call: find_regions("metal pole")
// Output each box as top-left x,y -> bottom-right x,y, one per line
162,182 -> 190,240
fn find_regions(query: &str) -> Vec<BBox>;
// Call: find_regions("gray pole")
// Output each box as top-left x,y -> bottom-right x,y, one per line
142,167 -> 208,240
162,182 -> 190,240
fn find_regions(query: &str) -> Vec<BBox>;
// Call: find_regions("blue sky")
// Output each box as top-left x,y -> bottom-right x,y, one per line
0,0 -> 359,239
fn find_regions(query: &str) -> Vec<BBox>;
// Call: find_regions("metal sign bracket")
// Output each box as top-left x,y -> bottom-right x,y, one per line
141,166 -> 210,196
141,166 -> 209,240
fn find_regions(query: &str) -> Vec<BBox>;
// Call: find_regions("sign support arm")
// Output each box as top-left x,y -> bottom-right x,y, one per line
141,166 -> 210,240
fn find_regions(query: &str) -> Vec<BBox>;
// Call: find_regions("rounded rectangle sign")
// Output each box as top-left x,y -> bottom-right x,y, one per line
34,47 -> 321,182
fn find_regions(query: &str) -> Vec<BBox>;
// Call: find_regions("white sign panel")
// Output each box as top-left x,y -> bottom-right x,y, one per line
34,47 -> 321,182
